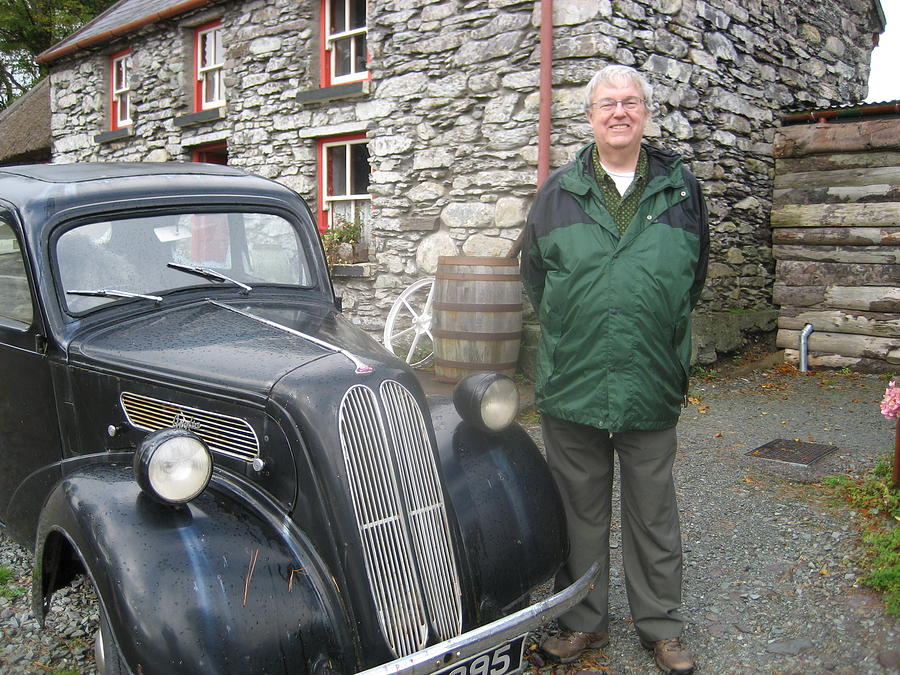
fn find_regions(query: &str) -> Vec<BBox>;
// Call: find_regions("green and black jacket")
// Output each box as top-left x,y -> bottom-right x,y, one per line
521,142 -> 709,432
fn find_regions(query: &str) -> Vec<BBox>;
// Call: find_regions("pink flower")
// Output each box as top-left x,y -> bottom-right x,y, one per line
881,380 -> 900,419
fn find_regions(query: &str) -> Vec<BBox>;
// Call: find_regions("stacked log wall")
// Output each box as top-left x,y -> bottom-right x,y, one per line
772,118 -> 900,372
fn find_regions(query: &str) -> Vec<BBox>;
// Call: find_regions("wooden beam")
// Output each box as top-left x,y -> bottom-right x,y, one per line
773,244 -> 899,265
782,349 -> 897,373
774,166 -> 900,190
778,308 -> 900,337
776,151 -> 900,174
775,260 -> 900,286
774,119 -> 900,158
772,227 -> 900,246
773,185 -> 900,207
776,328 -> 900,363
773,284 -> 900,311
771,202 -> 900,228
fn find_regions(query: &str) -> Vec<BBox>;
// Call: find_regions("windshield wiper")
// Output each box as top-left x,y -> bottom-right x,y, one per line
67,289 -> 164,304
167,262 -> 252,295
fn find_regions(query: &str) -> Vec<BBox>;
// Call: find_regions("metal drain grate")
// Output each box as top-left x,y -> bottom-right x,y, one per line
747,439 -> 838,466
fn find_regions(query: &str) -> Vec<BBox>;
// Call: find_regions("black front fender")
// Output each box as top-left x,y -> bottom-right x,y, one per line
429,398 -> 567,623
33,462 -> 354,675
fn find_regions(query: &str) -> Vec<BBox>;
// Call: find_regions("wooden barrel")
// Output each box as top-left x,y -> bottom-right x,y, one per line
432,256 -> 523,383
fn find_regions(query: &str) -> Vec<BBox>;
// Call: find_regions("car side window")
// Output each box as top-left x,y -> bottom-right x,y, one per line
0,216 -> 33,326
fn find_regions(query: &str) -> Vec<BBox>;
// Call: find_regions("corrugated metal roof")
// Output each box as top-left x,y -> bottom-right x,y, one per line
781,99 -> 900,125
37,0 -> 215,64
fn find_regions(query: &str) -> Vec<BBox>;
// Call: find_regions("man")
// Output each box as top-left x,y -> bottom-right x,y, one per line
520,65 -> 708,675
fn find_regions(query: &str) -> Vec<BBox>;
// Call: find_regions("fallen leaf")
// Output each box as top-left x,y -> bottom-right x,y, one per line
698,405 -> 710,413
688,396 -> 701,405
713,432 -> 723,437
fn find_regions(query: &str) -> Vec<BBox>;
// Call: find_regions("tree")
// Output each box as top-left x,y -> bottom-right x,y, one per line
0,0 -> 116,110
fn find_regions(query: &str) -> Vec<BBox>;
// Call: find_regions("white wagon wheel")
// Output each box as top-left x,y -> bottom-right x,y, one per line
383,277 -> 436,369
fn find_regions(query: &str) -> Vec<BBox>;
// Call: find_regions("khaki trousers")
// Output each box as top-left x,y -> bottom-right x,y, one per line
542,414 -> 685,641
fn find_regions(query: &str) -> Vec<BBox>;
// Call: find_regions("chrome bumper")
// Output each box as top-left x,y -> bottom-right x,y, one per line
356,559 -> 603,675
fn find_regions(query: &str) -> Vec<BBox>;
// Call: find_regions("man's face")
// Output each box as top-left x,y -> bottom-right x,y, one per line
587,78 -> 649,158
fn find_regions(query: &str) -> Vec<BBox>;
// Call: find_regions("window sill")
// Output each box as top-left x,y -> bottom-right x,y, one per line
297,80 -> 370,105
174,107 -> 226,128
330,262 -> 373,278
95,127 -> 134,144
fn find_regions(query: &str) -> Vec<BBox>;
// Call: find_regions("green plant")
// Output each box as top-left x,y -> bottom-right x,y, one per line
822,457 -> 899,615
690,364 -> 718,379
321,216 -> 363,267
0,565 -> 25,600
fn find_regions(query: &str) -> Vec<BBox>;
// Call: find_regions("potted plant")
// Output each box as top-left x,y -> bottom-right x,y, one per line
321,216 -> 367,267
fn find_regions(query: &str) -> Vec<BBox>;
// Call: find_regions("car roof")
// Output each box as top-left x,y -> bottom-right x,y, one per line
0,162 -> 308,239
0,162 -> 247,183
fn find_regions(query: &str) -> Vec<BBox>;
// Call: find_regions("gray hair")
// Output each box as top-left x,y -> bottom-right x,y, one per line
584,65 -> 654,113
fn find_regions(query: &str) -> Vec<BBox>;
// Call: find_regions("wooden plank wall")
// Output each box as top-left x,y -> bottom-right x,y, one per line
772,118 -> 900,372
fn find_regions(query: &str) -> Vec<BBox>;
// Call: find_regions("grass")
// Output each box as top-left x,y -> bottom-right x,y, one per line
822,457 -> 900,615
0,565 -> 26,600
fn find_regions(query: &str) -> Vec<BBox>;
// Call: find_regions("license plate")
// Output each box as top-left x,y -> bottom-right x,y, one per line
431,635 -> 526,675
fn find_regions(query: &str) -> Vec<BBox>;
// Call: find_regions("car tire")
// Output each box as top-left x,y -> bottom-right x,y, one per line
94,595 -> 128,675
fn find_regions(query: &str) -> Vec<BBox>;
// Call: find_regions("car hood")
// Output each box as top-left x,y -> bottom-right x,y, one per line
67,298 -> 395,400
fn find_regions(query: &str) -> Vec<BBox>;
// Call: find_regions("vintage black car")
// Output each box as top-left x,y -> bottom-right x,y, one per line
0,163 -> 599,675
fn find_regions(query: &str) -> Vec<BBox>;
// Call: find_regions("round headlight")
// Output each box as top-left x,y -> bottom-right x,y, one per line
452,372 -> 520,433
133,429 -> 212,504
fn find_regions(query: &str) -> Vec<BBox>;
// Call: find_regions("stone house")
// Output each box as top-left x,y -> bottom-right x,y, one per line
38,0 -> 885,362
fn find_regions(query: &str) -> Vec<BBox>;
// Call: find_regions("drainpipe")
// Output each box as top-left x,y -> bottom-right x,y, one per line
799,323 -> 814,372
537,0 -> 553,189
509,0 -> 552,259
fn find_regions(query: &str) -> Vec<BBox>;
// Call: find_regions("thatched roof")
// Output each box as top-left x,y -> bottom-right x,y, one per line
0,79 -> 51,166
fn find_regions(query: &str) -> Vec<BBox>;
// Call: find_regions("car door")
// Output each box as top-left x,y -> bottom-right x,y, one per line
0,209 -> 62,530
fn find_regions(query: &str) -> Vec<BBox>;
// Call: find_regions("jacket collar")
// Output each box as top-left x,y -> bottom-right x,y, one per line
560,141 -> 684,197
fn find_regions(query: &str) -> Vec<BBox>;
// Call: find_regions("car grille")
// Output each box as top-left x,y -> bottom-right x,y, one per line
339,380 -> 462,658
120,392 -> 260,462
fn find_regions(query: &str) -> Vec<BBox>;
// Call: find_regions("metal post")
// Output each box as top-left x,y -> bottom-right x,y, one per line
893,417 -> 899,490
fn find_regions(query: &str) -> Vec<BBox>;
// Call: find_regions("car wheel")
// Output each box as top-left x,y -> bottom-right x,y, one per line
94,596 -> 128,675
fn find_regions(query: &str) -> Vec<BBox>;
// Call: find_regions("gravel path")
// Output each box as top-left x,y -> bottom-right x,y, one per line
1,362 -> 898,674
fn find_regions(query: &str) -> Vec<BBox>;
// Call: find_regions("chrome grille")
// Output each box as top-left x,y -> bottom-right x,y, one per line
339,381 -> 462,658
380,380 -> 462,641
120,392 -> 259,462
339,385 -> 428,657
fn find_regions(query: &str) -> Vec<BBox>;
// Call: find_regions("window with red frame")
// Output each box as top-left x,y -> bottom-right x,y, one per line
321,0 -> 368,86
195,21 -> 225,111
110,50 -> 132,129
192,142 -> 227,165
317,134 -> 370,235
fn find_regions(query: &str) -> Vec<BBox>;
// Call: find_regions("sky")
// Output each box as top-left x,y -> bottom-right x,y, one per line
867,0 -> 899,102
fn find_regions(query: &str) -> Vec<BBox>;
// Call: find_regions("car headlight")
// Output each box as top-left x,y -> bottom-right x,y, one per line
452,372 -> 520,433
133,429 -> 212,504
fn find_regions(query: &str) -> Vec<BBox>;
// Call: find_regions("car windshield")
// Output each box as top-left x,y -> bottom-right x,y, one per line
56,212 -> 313,313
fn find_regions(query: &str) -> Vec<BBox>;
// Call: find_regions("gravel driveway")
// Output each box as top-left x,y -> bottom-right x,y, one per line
1,359 -> 898,674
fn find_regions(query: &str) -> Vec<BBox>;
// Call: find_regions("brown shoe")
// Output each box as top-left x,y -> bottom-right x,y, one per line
540,630 -> 609,663
640,637 -> 695,674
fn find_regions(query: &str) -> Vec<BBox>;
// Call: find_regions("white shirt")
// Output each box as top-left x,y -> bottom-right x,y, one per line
601,163 -> 635,196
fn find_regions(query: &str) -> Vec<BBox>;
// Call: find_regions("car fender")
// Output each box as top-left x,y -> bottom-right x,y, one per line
428,398 -> 567,622
33,460 -> 355,675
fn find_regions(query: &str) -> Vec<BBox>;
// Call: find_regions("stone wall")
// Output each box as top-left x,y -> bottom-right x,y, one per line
47,0 -> 884,346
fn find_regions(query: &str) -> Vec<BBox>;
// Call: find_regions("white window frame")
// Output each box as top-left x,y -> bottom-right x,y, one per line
111,52 -> 132,128
324,0 -> 368,85
320,136 -> 371,232
196,22 -> 225,110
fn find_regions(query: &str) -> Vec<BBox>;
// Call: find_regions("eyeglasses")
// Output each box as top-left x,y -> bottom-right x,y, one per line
591,97 -> 645,113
